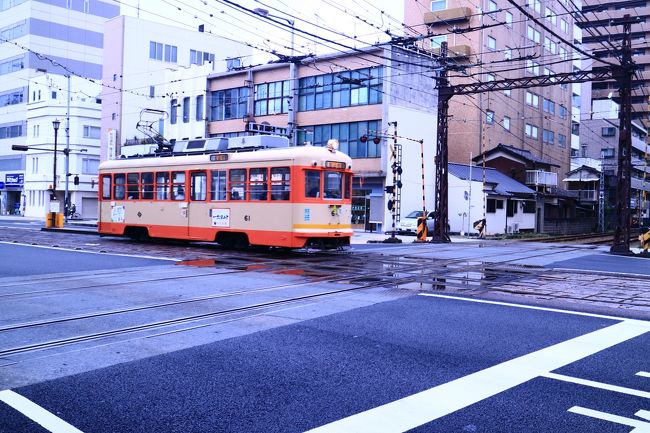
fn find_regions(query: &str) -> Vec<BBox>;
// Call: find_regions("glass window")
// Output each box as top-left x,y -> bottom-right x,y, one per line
505,11 -> 513,26
487,36 -> 496,51
183,97 -> 190,123
344,173 -> 351,199
142,172 -> 154,199
249,168 -> 268,201
229,169 -> 246,200
101,175 -> 111,199
156,172 -> 169,200
210,170 -> 227,201
171,171 -> 186,201
191,171 -> 207,201
271,167 -> 291,201
170,99 -> 177,124
114,173 -> 125,200
196,95 -> 204,121
324,171 -> 342,199
485,110 -> 494,124
305,170 -> 321,198
487,0 -> 497,12
126,173 -> 140,199
431,0 -> 446,11
211,87 -> 249,121
503,116 -> 510,130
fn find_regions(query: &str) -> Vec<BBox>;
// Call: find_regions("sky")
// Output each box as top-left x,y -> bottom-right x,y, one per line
118,0 -> 405,65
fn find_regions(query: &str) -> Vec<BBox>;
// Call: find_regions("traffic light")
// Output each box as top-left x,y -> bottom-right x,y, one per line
73,175 -> 79,185
372,137 -> 380,144
387,199 -> 394,211
384,185 -> 395,194
360,135 -> 368,143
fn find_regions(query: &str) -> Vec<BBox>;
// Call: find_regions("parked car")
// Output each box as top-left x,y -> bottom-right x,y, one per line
395,210 -> 435,235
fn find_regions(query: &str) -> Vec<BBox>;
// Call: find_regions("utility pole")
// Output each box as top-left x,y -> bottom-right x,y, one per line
64,74 -> 71,222
610,16 -> 635,254
431,42 -> 451,243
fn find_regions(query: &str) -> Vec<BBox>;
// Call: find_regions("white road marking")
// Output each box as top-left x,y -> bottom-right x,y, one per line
637,372 -> 650,379
568,406 -> 650,432
0,240 -> 179,261
542,372 -> 650,399
0,390 -> 84,433
305,320 -> 650,433
419,292 -> 639,321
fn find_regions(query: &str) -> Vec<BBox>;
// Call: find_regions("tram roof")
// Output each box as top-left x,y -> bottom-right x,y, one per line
99,145 -> 353,171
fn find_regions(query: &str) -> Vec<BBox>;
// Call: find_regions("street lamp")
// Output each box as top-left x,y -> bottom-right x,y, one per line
51,119 -> 61,226
253,8 -> 296,146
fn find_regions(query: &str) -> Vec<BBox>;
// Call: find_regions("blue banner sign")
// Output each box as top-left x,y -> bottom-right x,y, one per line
5,173 -> 24,186
0,181 -> 4,189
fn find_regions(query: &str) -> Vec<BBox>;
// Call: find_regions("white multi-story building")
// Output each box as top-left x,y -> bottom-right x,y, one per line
0,0 -> 119,215
23,74 -> 102,218
101,15 -> 251,160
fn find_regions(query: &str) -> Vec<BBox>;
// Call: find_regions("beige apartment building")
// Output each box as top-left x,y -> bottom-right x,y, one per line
404,0 -> 574,189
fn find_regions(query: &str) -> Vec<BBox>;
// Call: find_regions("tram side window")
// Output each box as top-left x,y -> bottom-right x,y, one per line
141,172 -> 154,199
344,173 -> 352,199
101,175 -> 112,199
324,171 -> 342,199
114,174 -> 126,200
210,170 -> 227,201
191,171 -> 207,201
305,170 -> 321,198
127,173 -> 140,200
156,172 -> 170,200
230,169 -> 246,200
271,167 -> 290,200
249,168 -> 268,201
172,171 -> 186,201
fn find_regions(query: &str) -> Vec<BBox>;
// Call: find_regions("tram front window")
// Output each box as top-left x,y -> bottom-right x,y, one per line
305,170 -> 321,198
324,171 -> 342,199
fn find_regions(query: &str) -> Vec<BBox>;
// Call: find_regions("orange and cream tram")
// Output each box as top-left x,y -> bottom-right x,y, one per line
98,137 -> 353,249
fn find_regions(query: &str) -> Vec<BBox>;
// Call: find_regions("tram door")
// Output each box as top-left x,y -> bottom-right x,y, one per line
188,171 -> 208,239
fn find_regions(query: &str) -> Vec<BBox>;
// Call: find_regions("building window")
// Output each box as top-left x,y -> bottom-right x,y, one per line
527,25 -> 540,43
503,116 -> 510,130
559,105 -> 567,119
0,122 -> 24,139
485,110 -> 494,124
486,73 -> 495,82
164,44 -> 178,63
0,55 -> 25,76
182,97 -> 190,123
544,37 -> 556,53
83,125 -> 101,139
487,36 -> 496,51
558,134 -> 566,148
210,87 -> 249,121
525,123 -> 538,139
0,88 -> 24,106
170,99 -> 178,124
430,35 -> 447,49
545,7 -> 557,25
149,86 -> 155,98
601,148 -> 615,158
543,98 -> 555,114
505,11 -> 513,27
196,95 -> 204,121
542,129 -> 554,144
431,0 -> 446,11
560,19 -> 568,33
31,156 -> 38,174
255,80 -> 290,115
526,60 -> 540,74
525,91 -> 539,107
82,158 -> 99,175
298,120 -> 381,159
504,47 -> 512,60
298,67 -> 382,112
572,121 -> 579,135
149,41 -> 163,60
190,49 -> 215,66
559,46 -> 567,60
504,88 -> 511,97
487,0 -> 497,13
602,127 -> 616,137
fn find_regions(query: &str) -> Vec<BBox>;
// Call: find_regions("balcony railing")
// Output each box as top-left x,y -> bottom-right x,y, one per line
575,190 -> 597,201
526,170 -> 558,187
